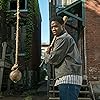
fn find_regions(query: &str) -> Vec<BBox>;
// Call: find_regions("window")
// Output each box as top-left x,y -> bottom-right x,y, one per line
9,0 -> 27,10
56,0 -> 78,7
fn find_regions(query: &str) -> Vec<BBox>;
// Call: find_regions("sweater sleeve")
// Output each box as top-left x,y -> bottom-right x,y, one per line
45,37 -> 69,65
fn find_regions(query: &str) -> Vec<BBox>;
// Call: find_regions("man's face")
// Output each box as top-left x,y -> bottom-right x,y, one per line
51,21 -> 63,36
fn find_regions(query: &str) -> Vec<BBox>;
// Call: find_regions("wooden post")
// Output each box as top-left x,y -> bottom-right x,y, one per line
0,68 -> 4,91
0,42 -> 7,91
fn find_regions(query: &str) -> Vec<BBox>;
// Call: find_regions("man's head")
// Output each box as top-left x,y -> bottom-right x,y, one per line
50,16 -> 64,36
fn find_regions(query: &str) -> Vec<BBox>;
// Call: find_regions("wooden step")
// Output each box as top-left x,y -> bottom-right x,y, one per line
49,79 -> 92,100
49,84 -> 88,88
49,97 -> 92,100
78,98 -> 92,100
49,90 -> 90,94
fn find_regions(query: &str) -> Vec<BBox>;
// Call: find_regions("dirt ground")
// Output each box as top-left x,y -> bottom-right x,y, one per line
0,96 -> 24,100
0,95 -> 48,100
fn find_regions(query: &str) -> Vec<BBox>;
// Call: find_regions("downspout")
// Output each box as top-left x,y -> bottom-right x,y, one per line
83,26 -> 88,80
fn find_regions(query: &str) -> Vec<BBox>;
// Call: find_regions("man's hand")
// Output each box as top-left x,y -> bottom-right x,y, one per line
46,36 -> 56,54
46,46 -> 52,54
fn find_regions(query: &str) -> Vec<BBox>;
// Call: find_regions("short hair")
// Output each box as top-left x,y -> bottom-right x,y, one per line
50,16 -> 64,25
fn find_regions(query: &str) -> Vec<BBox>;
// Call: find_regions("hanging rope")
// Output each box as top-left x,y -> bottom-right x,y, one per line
9,0 -> 22,83
15,0 -> 20,65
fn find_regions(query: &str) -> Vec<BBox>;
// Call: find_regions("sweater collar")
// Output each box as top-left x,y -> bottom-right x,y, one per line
56,30 -> 68,39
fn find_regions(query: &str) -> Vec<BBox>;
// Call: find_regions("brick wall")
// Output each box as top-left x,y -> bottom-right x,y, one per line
85,0 -> 100,80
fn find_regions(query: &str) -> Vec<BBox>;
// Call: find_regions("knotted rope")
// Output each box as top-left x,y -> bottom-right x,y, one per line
9,0 -> 22,83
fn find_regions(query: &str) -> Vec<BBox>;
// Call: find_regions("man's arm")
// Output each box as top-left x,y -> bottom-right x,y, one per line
45,37 -> 69,65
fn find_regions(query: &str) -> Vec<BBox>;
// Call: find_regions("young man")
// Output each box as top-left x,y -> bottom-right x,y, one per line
45,16 -> 82,100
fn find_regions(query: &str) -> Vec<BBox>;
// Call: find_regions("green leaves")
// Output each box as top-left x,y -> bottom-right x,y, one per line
0,0 -> 7,10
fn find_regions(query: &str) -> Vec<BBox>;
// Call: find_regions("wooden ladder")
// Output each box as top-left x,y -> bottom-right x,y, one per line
0,42 -> 13,91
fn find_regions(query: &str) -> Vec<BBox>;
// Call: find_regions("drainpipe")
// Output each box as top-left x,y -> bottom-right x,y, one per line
83,27 -> 87,80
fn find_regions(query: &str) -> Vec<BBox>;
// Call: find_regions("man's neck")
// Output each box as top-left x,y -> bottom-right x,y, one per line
57,30 -> 65,37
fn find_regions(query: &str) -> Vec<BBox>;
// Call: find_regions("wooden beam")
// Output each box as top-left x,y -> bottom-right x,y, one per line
63,11 -> 83,21
57,0 -> 81,14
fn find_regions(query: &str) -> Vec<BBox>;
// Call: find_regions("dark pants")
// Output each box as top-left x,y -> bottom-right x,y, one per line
58,84 -> 81,100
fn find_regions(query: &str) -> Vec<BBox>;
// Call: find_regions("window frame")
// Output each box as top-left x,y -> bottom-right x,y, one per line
8,0 -> 28,12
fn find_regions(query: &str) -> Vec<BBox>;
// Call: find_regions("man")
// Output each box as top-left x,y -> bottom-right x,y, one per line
45,16 -> 82,100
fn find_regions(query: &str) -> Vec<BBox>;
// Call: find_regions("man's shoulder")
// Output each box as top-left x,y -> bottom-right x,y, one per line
57,32 -> 69,39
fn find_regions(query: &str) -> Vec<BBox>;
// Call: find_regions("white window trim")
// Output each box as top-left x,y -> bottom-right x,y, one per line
7,0 -> 28,12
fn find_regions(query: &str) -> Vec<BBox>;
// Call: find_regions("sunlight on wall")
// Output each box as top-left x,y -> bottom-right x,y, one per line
86,0 -> 100,14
